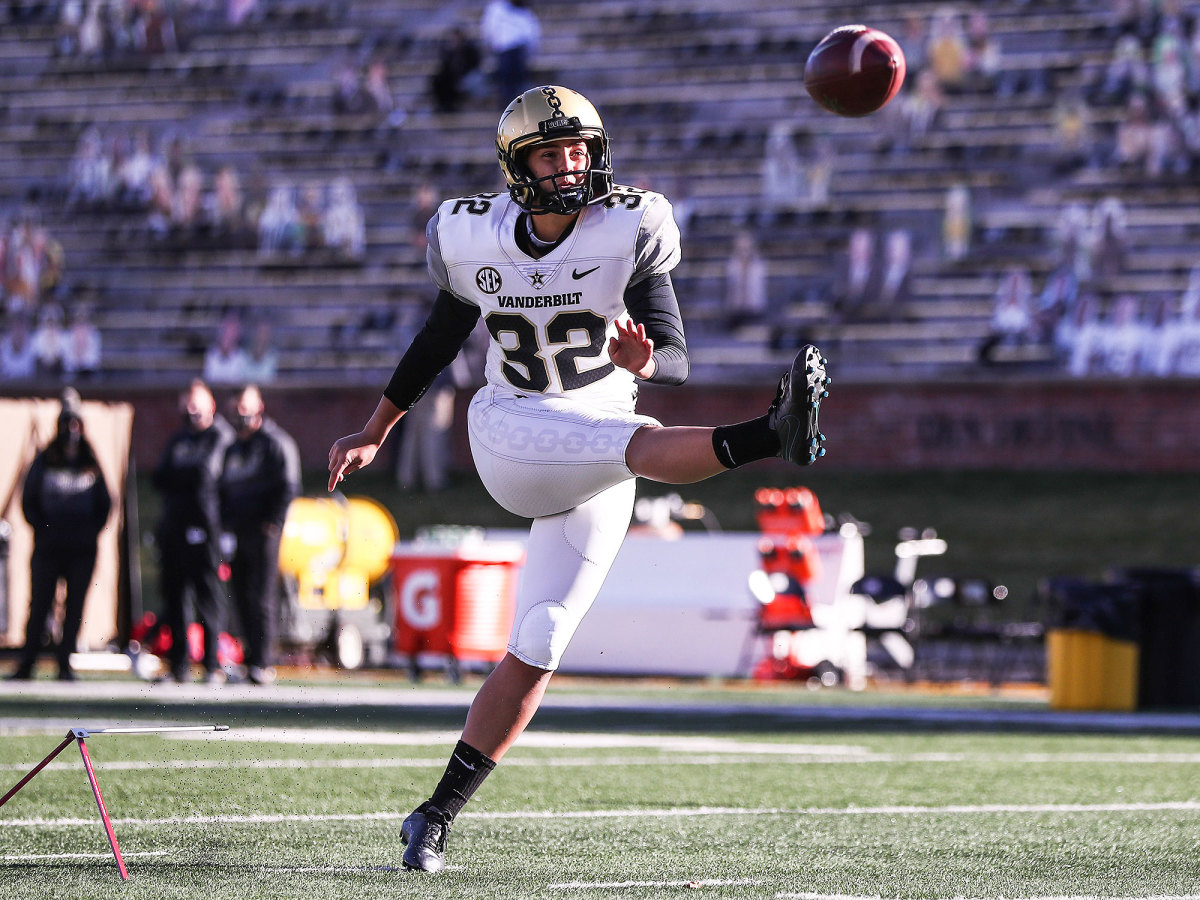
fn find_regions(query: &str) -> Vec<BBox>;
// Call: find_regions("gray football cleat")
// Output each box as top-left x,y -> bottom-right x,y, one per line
768,344 -> 830,465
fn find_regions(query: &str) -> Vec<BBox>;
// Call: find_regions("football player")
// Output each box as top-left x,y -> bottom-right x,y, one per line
327,85 -> 831,873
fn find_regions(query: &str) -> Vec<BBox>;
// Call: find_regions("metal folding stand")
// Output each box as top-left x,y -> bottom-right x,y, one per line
0,724 -> 229,880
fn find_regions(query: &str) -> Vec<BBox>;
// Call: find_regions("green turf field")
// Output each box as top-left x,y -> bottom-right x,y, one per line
3,684 -> 1199,900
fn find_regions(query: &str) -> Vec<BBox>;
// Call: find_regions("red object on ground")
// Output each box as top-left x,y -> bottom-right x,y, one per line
390,544 -> 525,666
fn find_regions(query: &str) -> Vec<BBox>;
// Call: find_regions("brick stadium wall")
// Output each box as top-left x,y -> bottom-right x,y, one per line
5,377 -> 1197,474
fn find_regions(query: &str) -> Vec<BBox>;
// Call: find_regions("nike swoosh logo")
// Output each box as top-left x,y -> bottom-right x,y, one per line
572,266 -> 600,280
453,754 -> 476,771
722,439 -> 735,466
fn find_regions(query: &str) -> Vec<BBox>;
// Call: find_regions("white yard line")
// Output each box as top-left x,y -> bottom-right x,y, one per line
0,850 -> 170,861
779,895 -> 1200,900
6,801 -> 1199,829
8,749 -> 1200,776
551,878 -> 769,889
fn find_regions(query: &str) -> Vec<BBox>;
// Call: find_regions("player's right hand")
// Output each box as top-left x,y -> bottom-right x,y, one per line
327,434 -> 380,492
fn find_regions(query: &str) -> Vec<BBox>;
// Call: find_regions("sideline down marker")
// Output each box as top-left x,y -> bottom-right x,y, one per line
0,725 -> 229,880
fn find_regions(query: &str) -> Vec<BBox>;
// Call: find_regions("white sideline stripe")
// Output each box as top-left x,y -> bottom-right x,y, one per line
552,878 -> 767,889
1,850 -> 170,861
7,801 -> 1199,829
778,896 -> 1200,900
203,728 -> 873,756
9,750 -> 1200,775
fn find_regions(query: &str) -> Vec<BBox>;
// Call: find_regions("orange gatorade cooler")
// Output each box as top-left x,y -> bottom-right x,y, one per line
389,541 -> 525,679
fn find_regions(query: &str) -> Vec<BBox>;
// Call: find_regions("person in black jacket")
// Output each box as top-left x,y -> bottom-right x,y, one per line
218,384 -> 301,685
10,388 -> 112,681
152,379 -> 233,684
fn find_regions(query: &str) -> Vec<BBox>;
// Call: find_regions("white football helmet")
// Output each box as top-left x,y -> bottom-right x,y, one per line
496,85 -> 614,214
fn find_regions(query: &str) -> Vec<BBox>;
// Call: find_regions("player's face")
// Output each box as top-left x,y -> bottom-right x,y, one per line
526,139 -> 590,193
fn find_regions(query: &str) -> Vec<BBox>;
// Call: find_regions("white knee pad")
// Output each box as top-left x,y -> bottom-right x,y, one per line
507,479 -> 635,669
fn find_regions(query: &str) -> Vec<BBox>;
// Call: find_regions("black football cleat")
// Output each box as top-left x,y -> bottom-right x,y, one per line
768,344 -> 830,465
400,803 -> 450,873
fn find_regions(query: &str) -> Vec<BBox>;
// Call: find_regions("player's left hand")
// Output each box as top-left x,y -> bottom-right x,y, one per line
607,318 -> 655,379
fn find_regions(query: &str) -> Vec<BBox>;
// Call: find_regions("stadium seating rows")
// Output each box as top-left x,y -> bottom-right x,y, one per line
1,0 -> 1198,384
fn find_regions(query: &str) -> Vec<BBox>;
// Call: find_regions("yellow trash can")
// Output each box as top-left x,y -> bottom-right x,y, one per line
1047,628 -> 1139,711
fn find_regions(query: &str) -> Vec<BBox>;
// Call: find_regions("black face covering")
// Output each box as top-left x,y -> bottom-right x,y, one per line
184,410 -> 206,429
234,413 -> 257,432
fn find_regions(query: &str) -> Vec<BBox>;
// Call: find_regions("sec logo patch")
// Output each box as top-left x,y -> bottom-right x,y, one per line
476,267 -> 502,293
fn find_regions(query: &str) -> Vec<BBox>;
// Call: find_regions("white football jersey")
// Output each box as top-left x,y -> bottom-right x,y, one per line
427,186 -> 681,410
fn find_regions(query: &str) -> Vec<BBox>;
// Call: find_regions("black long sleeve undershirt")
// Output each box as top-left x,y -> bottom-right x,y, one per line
625,272 -> 689,386
382,273 -> 689,410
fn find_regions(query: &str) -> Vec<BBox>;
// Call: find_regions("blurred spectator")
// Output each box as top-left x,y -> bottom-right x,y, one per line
152,379 -> 233,684
431,25 -> 483,113
927,6 -> 968,91
0,314 -> 36,379
1141,296 -> 1178,376
323,177 -> 366,260
1112,94 -> 1172,177
897,69 -> 945,149
898,12 -> 929,78
979,268 -> 1035,363
32,303 -> 67,378
332,57 -> 369,115
1180,261 -> 1200,321
63,304 -> 102,379
241,319 -> 279,383
1034,262 -> 1080,344
723,229 -> 768,329
10,225 -> 66,306
78,0 -> 105,58
207,164 -> 251,246
1093,33 -> 1149,105
1055,201 -> 1093,282
116,128 -> 160,210
56,0 -> 84,56
131,0 -> 177,55
297,181 -> 325,251
203,312 -> 248,384
831,226 -> 877,318
218,384 -> 300,685
397,357 -> 468,493
1064,292 -> 1103,375
942,183 -> 972,262
363,57 -> 404,125
1171,281 -> 1200,374
760,122 -> 806,215
408,180 -> 439,256
962,10 -> 1001,93
1052,91 -> 1096,172
481,0 -> 541,106
1150,26 -> 1190,116
1088,196 -> 1129,289
9,388 -> 112,682
67,126 -> 112,210
1094,293 -> 1145,375
806,137 -> 834,209
257,183 -> 303,256
877,228 -> 914,312
172,162 -> 205,231
146,164 -> 175,236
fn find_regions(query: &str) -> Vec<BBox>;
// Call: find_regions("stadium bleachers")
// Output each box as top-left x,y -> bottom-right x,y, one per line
2,0 -> 1199,384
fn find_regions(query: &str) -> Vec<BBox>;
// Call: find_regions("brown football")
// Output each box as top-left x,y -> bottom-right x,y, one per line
804,25 -> 906,117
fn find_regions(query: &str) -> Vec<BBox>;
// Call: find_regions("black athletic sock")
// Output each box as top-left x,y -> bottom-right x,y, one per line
712,416 -> 779,469
427,740 -> 497,822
